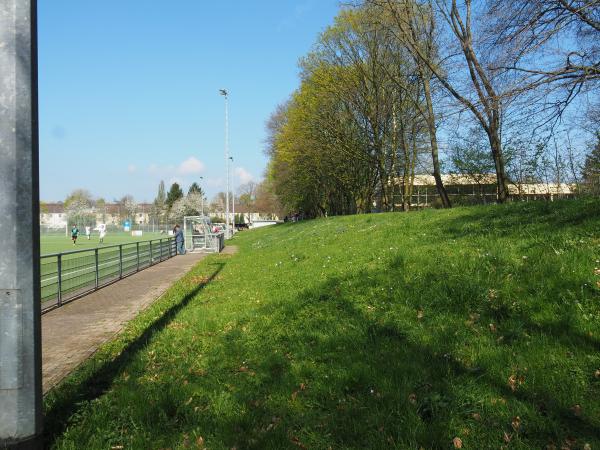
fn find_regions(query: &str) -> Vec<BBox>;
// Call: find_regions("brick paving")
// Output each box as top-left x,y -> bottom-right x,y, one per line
41,251 -> 208,393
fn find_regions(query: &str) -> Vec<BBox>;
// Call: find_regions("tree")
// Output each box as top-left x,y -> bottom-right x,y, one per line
210,192 -> 227,213
96,197 -> 107,223
152,180 -> 167,225
188,182 -> 204,196
64,189 -> 95,226
237,181 -> 257,208
119,195 -> 137,223
166,182 -> 183,209
582,133 -> 600,194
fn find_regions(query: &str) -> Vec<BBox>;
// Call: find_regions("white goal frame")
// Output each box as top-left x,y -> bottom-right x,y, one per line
183,215 -> 222,253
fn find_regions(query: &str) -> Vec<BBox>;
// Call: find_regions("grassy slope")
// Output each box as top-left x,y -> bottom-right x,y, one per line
45,200 -> 600,449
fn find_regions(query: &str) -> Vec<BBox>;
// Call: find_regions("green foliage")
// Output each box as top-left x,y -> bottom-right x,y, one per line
582,133 -> 600,194
266,5 -> 428,216
45,200 -> 600,449
166,182 -> 184,209
188,182 -> 204,196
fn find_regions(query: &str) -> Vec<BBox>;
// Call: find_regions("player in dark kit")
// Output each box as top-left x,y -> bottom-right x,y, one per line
71,225 -> 79,245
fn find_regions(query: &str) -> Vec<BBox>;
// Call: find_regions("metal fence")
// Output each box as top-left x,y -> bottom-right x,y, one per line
40,237 -> 176,313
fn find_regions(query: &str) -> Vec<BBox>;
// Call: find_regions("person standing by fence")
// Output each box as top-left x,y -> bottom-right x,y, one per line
174,224 -> 186,255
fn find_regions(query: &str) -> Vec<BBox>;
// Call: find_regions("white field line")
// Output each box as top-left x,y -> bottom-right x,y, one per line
40,248 -> 172,286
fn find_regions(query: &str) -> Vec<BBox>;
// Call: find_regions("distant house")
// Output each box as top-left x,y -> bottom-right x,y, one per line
40,202 -> 153,228
393,174 -> 576,207
210,205 -> 279,223
40,203 -> 67,229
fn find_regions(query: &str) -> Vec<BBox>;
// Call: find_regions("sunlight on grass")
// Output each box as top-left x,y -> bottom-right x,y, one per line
45,200 -> 600,449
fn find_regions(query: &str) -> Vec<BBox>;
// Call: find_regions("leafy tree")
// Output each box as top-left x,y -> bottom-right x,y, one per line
152,181 -> 167,224
95,198 -> 107,223
166,182 -> 184,209
119,195 -> 137,223
582,133 -> 600,194
188,182 -> 204,196
64,189 -> 95,226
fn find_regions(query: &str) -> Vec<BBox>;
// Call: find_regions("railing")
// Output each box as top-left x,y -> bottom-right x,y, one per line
40,237 -> 176,313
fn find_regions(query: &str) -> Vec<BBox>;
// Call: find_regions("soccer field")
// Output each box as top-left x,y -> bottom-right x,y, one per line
41,231 -> 167,255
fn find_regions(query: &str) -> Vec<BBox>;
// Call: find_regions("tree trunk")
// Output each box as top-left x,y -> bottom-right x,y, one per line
422,74 -> 451,208
487,118 -> 510,203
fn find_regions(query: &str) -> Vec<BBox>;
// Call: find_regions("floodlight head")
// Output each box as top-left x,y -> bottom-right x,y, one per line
219,89 -> 228,96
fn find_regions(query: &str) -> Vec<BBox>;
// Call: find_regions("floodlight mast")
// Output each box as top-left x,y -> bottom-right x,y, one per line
219,89 -> 230,238
229,156 -> 235,232
199,176 -> 204,216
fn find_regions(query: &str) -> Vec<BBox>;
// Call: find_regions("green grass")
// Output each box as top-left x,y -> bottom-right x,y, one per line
41,232 -> 167,255
44,199 -> 600,449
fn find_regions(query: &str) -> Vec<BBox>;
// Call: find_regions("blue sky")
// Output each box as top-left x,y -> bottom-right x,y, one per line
38,0 -> 340,203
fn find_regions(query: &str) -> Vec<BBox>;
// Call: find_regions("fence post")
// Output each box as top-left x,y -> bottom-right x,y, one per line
119,244 -> 123,279
149,240 -> 153,265
160,238 -> 163,261
136,242 -> 140,272
57,254 -> 62,307
94,248 -> 99,289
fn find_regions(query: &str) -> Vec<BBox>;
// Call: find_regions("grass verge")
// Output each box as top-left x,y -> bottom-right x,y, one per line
45,199 -> 600,449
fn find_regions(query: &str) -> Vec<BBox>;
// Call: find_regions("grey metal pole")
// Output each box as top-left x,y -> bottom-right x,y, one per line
220,89 -> 230,238
56,255 -> 62,307
94,249 -> 99,288
0,0 -> 43,447
229,156 -> 235,234
118,245 -> 123,279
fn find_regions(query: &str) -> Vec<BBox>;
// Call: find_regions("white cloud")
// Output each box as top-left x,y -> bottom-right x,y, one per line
177,157 -> 205,175
127,164 -> 137,173
234,167 -> 254,184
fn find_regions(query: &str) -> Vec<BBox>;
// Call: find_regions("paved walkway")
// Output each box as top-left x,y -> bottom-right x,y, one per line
41,252 -> 207,393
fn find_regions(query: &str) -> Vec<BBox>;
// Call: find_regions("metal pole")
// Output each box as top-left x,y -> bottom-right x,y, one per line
118,245 -> 123,279
57,255 -> 62,307
136,242 -> 140,272
220,89 -> 230,238
94,249 -> 99,289
0,0 -> 43,446
229,156 -> 235,234
149,240 -> 153,265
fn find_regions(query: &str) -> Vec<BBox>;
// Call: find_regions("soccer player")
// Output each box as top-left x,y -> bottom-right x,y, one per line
71,224 -> 79,245
85,225 -> 91,240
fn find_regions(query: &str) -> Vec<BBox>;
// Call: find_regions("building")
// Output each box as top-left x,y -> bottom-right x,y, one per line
394,174 -> 576,207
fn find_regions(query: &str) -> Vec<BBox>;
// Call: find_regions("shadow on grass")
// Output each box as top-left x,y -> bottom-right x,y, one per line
46,214 -> 600,448
440,198 -> 600,239
42,261 -> 225,448
194,258 -> 600,448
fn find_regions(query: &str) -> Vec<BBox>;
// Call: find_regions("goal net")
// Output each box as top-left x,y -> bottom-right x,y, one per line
183,215 -> 223,253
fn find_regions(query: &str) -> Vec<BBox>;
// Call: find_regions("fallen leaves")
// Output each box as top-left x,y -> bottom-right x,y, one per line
511,416 -> 521,431
291,382 -> 308,400
417,309 -> 424,320
453,437 -> 463,448
570,404 -> 582,417
508,374 -> 525,392
408,393 -> 417,405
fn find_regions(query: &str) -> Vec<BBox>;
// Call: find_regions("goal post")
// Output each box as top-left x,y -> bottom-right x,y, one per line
183,215 -> 224,253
